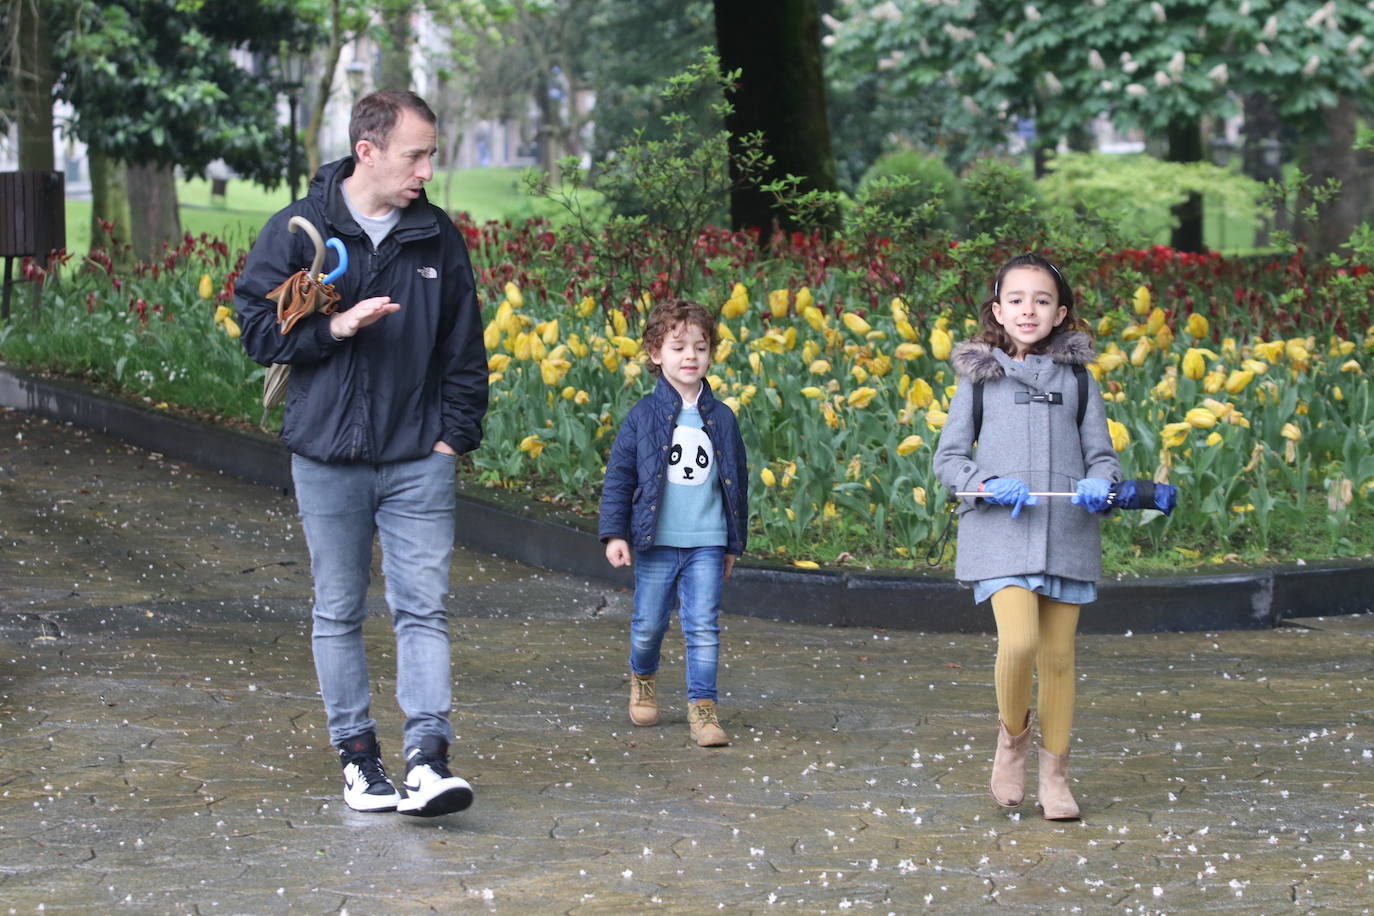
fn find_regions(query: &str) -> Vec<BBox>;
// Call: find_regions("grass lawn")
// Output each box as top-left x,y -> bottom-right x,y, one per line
62,167 -> 554,257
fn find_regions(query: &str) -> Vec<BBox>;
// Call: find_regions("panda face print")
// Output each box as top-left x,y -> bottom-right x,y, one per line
666,424 -> 712,486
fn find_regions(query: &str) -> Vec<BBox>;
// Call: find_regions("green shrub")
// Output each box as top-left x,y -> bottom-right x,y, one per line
857,148 -> 964,234
961,157 -> 1042,241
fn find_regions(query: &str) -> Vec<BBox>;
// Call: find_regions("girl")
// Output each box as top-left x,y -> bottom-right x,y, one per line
599,299 -> 749,747
933,253 -> 1121,820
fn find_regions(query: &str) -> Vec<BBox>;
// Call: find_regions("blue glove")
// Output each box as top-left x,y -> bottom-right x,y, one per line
1072,477 -> 1112,513
982,477 -> 1038,518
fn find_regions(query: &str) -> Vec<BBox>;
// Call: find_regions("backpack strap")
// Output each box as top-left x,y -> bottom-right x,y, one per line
971,379 -> 985,444
1072,362 -> 1088,428
972,363 -> 1088,444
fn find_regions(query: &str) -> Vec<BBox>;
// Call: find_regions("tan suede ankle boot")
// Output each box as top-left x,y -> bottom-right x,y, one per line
688,699 -> 728,747
990,712 -> 1032,807
628,674 -> 659,727
1037,747 -> 1081,820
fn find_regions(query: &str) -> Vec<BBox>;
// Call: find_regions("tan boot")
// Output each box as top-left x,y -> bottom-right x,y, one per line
990,712 -> 1032,807
688,699 -> 728,747
1037,747 -> 1081,820
628,674 -> 659,727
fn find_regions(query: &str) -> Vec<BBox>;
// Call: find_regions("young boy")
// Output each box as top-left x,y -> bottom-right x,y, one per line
598,298 -> 749,747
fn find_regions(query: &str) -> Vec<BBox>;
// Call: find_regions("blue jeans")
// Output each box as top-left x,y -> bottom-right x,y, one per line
629,546 -> 724,702
291,451 -> 456,750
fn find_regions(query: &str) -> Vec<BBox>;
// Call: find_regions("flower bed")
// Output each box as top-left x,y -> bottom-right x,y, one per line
3,224 -> 1372,574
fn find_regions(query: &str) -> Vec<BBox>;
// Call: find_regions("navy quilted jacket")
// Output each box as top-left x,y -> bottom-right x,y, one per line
598,374 -> 749,556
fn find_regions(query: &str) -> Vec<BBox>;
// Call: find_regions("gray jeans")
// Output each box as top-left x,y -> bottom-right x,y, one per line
291,451 -> 456,751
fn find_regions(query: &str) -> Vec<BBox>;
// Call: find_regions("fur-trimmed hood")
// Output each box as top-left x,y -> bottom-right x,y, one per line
950,331 -> 1097,382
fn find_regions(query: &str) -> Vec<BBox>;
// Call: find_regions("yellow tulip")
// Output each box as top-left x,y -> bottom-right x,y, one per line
495,300 -> 518,334
1206,431 -> 1223,446
1152,373 -> 1177,400
198,273 -> 214,300
518,433 -> 544,458
723,396 -> 741,414
539,357 -> 571,386
1160,422 -> 1192,448
504,281 -> 523,309
930,327 -> 952,361
1145,307 -> 1167,335
1096,314 -> 1115,337
1200,398 -> 1233,420
802,306 -> 826,331
1202,367 -> 1226,393
890,296 -> 908,321
1155,324 -> 1175,349
808,359 -> 832,375
841,312 -> 872,336
488,353 -> 511,373
850,365 -> 869,384
793,560 -> 820,569
1185,407 -> 1218,428
799,386 -> 823,399
1340,359 -> 1362,374
1221,337 -> 1238,360
574,389 -> 590,405
912,486 -> 927,507
1130,337 -> 1153,367
560,385 -> 576,400
894,342 -> 926,360
1121,323 -> 1146,341
1281,422 -> 1302,441
896,434 -> 924,456
760,467 -> 777,487
1253,340 -> 1285,361
483,321 -> 501,351
1132,285 -> 1151,315
540,319 -> 560,345
223,317 -> 241,339
769,288 -> 790,318
576,296 -> 597,317
1333,385 -> 1344,402
1241,358 -> 1268,374
214,304 -> 232,324
895,317 -> 918,342
610,309 -> 628,337
1096,350 -> 1126,372
795,287 -> 814,313
820,402 -> 839,428
1223,369 -> 1254,393
924,409 -> 948,431
1185,313 -> 1209,339
611,336 -> 639,357
1181,348 -> 1208,380
847,386 -> 878,408
1107,418 -> 1130,452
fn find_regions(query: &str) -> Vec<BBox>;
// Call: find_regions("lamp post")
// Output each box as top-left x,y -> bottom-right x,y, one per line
345,60 -> 367,106
279,48 -> 307,202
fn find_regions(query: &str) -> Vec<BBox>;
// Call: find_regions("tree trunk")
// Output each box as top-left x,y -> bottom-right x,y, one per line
14,0 -> 55,173
1298,97 -> 1369,257
304,0 -> 347,176
1241,92 -> 1284,247
379,2 -> 414,90
88,152 -> 133,262
713,0 -> 839,234
125,163 -> 181,262
1167,118 -> 1205,253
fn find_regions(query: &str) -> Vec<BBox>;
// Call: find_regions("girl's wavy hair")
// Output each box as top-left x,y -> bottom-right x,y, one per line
977,253 -> 1090,355
642,298 -> 719,375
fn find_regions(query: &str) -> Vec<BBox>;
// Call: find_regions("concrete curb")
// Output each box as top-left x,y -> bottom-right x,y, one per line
3,364 -> 1371,633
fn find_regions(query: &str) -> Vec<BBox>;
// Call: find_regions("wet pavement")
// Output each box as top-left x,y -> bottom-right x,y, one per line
1,405 -> 1372,914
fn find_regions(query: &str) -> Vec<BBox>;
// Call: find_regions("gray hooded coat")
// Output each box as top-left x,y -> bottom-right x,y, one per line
933,331 -> 1122,585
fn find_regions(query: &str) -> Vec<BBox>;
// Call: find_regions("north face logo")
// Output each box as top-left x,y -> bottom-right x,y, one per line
417,266 -> 437,279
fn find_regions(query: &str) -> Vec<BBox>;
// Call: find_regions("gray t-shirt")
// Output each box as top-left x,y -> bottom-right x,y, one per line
341,184 -> 401,248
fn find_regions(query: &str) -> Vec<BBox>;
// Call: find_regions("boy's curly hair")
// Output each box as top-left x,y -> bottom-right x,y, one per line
641,299 -> 719,375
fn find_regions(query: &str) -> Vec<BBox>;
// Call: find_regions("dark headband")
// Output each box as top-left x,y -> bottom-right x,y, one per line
994,255 -> 1065,300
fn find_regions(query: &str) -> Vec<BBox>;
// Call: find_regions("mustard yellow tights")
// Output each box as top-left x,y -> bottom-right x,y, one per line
990,585 -> 1080,756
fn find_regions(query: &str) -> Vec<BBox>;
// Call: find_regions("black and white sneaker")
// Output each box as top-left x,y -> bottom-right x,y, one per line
338,732 -> 400,812
396,735 -> 473,817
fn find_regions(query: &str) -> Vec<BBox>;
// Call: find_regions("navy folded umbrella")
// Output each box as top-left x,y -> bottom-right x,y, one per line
956,480 -> 1177,515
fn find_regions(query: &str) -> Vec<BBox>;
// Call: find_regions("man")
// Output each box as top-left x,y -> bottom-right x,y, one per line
237,90 -> 487,817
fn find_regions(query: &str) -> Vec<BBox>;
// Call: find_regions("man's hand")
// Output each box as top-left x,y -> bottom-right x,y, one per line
329,296 -> 400,339
723,554 -> 736,580
605,538 -> 632,568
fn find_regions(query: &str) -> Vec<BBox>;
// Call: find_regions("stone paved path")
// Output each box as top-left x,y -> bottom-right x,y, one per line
2,407 -> 1372,914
